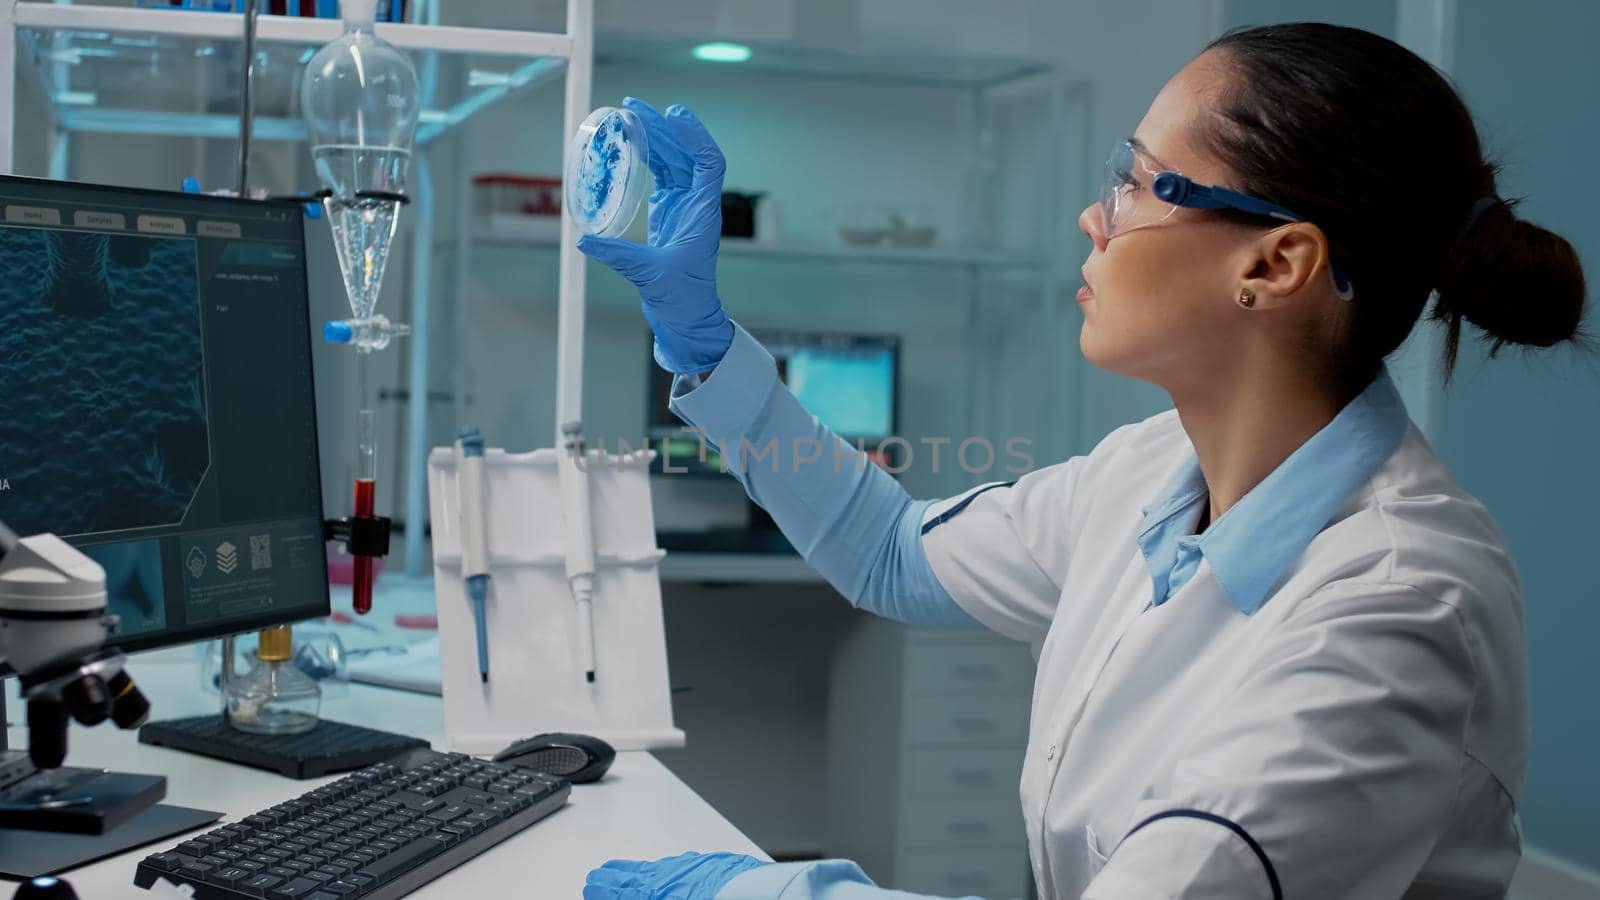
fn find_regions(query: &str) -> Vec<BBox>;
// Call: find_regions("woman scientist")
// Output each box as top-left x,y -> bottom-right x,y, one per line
578,22 -> 1586,900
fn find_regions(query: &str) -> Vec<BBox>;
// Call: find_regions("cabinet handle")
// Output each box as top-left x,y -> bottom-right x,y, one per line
951,716 -> 996,733
950,768 -> 995,786
948,820 -> 992,838
953,664 -> 997,681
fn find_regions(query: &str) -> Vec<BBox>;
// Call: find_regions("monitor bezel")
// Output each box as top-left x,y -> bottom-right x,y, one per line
0,174 -> 331,667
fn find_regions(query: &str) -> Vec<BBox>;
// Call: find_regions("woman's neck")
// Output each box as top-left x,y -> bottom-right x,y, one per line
1172,362 -> 1359,530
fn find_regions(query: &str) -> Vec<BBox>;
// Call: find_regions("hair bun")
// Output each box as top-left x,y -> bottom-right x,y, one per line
1433,196 -> 1587,365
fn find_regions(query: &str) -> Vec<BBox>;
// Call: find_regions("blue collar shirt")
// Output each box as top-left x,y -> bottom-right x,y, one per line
1137,372 -> 1411,615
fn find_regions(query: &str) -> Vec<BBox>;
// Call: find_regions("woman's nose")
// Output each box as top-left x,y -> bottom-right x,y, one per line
1079,203 -> 1109,252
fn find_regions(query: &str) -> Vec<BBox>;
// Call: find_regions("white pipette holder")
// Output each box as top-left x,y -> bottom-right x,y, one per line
426,446 -> 683,752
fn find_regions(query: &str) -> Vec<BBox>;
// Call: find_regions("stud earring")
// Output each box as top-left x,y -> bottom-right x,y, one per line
1237,287 -> 1256,309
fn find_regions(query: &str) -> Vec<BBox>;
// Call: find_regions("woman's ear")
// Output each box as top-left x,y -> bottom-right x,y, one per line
1238,224 -> 1334,309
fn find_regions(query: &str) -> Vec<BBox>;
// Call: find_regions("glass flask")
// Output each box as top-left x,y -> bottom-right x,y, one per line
225,626 -> 321,735
299,0 -> 420,321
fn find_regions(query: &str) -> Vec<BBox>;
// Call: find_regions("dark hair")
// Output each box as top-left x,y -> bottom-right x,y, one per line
1201,23 -> 1586,381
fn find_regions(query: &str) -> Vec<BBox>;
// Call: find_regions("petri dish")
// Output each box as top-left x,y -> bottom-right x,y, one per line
565,106 -> 651,238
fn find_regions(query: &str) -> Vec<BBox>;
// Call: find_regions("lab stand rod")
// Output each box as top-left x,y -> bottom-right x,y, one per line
400,2 -> 443,577
414,0 -> 442,114
450,138 -> 472,448
403,154 -> 435,575
554,0 -> 592,437
13,2 -> 575,59
46,30 -> 70,181
0,2 -> 15,175
237,0 -> 259,195
556,0 -> 597,683
191,42 -> 206,196
47,126 -> 66,180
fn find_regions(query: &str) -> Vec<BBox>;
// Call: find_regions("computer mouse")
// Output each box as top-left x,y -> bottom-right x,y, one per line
492,732 -> 616,784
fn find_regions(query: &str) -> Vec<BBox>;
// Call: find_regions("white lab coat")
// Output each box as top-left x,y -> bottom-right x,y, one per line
919,410 -> 1527,898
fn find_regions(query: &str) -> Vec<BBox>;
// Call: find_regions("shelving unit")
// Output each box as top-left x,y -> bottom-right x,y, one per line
428,38 -> 1086,603
2,0 -> 596,579
3,1 -> 578,162
444,43 -> 1087,508
453,35 -> 1077,280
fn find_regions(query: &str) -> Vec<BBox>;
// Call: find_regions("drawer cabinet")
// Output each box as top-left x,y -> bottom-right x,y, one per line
827,619 -> 1036,899
903,746 -> 1025,799
905,695 -> 1031,745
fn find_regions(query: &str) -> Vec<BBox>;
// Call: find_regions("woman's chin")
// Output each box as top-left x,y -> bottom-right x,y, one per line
1078,325 -> 1137,378
1079,323 -> 1109,368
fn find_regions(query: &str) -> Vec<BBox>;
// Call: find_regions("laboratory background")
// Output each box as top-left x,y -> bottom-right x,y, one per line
0,0 -> 1595,898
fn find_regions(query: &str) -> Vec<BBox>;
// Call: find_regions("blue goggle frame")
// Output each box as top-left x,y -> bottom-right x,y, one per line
1109,139 -> 1355,301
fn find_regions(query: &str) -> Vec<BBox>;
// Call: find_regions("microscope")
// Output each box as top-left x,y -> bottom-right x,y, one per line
0,519 -> 163,836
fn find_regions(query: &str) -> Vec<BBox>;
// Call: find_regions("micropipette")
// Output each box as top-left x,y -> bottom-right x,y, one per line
560,422 -> 598,683
455,426 -> 491,684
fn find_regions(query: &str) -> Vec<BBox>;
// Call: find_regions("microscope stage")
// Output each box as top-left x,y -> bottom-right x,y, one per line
0,751 -> 165,834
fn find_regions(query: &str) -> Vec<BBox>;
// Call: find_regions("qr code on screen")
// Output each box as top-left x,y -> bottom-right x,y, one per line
250,534 -> 272,571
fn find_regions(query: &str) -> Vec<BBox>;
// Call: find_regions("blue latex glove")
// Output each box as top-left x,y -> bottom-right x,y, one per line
583,851 -> 768,900
577,98 -> 734,375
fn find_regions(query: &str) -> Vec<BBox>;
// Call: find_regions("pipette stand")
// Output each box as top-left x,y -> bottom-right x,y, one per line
427,446 -> 682,753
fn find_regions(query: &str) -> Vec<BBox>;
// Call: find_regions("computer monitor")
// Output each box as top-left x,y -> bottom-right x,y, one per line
647,329 -> 900,472
0,175 -> 329,666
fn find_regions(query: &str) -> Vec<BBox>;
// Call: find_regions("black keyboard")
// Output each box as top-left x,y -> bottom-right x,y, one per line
133,748 -> 570,899
139,715 -> 429,779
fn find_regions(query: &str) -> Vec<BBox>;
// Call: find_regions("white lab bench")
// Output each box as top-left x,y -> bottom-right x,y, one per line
8,651 -> 765,898
14,574 -> 1036,898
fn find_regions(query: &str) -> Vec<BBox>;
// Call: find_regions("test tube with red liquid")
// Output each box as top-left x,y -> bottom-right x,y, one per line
351,477 -> 376,614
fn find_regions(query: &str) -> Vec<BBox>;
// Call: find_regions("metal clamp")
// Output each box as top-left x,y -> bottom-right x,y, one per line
324,515 -> 393,559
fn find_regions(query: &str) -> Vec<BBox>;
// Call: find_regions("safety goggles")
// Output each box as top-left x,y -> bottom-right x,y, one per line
1100,139 -> 1354,299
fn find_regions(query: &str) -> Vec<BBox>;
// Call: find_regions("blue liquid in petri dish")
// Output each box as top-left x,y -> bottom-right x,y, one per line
567,107 -> 647,238
581,116 -> 624,223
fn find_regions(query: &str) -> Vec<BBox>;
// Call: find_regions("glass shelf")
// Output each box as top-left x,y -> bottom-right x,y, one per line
596,34 -> 1054,91
722,237 -> 1045,269
462,227 -> 1047,270
14,2 -> 569,144
13,4 -> 1063,146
